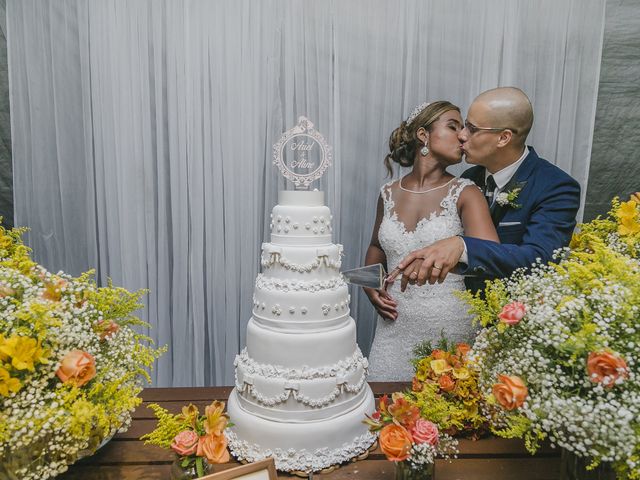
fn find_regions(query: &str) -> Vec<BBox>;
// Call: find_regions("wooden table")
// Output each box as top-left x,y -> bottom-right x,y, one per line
60,384 -> 561,479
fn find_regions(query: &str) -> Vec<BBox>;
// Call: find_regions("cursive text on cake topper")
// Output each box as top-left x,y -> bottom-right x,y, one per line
273,116 -> 332,189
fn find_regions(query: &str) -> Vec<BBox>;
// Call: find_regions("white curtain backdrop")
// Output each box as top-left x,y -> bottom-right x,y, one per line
8,0 -> 605,386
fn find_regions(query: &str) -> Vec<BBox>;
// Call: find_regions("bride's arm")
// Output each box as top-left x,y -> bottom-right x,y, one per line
364,195 -> 397,321
458,185 -> 500,242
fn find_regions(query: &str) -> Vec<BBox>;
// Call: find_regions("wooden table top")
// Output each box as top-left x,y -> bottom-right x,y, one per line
60,384 -> 561,479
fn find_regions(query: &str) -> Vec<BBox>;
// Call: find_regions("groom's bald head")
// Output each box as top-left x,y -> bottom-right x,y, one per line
474,87 -> 533,146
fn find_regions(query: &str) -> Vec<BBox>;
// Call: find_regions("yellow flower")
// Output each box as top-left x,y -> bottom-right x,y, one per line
0,336 -> 49,371
0,367 -> 21,396
430,359 -> 452,375
204,401 -> 228,436
452,367 -> 470,380
415,358 -> 431,381
619,200 -> 639,218
618,216 -> 640,236
180,403 -> 200,428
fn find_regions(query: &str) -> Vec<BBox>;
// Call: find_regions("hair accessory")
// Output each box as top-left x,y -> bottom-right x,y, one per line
406,102 -> 432,125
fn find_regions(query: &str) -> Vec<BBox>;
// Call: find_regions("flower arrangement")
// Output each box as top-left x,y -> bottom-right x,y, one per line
365,393 -> 458,475
141,401 -> 232,477
0,224 -> 165,480
462,196 -> 640,478
409,339 -> 489,439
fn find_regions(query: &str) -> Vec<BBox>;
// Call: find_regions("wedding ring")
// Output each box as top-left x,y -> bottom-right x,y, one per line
433,264 -> 442,270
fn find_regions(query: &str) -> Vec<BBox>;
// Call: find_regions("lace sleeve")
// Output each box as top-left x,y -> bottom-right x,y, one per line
440,178 -> 480,214
379,181 -> 395,216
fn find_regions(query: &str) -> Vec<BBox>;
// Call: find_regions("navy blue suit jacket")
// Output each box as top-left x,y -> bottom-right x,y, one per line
460,147 -> 581,291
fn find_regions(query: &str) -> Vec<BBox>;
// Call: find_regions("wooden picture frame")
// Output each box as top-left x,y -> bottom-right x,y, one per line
199,458 -> 278,480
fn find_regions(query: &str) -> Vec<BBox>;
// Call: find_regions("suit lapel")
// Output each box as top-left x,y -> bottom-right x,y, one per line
489,147 -> 539,225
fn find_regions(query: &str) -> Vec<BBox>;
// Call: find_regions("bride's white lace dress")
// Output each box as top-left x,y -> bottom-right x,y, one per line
367,178 -> 478,381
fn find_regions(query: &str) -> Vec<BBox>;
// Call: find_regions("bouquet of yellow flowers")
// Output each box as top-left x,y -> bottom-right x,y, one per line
142,401 -> 232,477
409,339 -> 489,439
463,196 -> 640,479
0,224 -> 165,480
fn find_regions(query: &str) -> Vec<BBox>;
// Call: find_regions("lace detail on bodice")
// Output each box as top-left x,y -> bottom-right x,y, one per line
378,178 -> 476,272
368,177 -> 479,382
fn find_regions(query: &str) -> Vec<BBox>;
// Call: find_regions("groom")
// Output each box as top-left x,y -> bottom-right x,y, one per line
391,87 -> 581,292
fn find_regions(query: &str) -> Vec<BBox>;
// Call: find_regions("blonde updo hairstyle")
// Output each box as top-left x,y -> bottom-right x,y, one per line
384,100 -> 460,176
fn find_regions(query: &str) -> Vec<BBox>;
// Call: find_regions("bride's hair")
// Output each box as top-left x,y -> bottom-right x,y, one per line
384,101 -> 460,176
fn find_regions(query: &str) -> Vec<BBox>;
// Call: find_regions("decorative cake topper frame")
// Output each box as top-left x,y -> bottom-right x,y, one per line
273,116 -> 333,189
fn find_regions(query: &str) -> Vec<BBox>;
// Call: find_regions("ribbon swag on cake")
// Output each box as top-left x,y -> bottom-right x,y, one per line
226,117 -> 377,473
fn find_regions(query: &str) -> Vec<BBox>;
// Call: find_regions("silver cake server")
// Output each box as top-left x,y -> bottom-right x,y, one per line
341,263 -> 389,290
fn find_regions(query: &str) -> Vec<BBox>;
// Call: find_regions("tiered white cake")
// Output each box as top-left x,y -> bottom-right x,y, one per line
226,190 -> 376,473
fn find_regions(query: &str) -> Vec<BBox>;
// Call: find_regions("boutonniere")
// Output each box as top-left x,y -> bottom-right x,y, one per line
495,186 -> 522,209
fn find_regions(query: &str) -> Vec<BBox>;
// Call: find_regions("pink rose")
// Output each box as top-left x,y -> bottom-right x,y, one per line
410,419 -> 439,446
498,301 -> 526,325
171,430 -> 199,456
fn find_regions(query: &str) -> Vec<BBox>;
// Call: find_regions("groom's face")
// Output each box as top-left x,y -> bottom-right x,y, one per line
458,101 -> 499,169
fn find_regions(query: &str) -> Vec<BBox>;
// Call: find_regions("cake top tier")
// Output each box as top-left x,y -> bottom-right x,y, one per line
278,190 -> 324,207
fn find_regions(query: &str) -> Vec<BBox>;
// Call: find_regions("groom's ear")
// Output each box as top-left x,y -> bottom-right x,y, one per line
496,129 -> 513,148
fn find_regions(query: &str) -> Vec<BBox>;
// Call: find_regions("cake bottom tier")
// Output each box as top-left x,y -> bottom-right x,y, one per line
226,386 -> 377,473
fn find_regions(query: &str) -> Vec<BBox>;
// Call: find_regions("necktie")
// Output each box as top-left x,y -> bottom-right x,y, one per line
484,175 -> 497,206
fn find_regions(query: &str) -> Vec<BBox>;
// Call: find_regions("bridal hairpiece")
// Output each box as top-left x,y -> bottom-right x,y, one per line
406,102 -> 431,125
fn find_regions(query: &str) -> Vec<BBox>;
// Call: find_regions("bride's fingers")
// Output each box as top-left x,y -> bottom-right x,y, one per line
376,306 -> 397,321
400,268 -> 416,292
416,258 -> 434,286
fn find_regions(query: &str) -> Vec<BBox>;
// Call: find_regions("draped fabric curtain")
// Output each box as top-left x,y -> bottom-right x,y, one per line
8,0 -> 605,386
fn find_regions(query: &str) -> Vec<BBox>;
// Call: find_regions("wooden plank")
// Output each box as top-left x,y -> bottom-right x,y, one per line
141,387 -> 234,402
435,457 -> 561,480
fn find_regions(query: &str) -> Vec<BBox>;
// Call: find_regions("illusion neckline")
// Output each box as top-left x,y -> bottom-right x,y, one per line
398,176 -> 455,194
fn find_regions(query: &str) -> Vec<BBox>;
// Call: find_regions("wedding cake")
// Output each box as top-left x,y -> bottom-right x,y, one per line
226,189 -> 376,472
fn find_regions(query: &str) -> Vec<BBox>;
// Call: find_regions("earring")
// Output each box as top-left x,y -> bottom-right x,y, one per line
420,142 -> 429,156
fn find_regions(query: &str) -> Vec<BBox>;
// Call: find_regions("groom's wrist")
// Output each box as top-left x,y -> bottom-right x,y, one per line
457,235 -> 469,265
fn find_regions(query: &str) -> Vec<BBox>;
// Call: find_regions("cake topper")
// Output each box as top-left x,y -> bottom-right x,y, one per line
273,116 -> 332,189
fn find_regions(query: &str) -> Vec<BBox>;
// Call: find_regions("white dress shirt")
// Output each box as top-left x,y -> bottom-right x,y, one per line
459,147 -> 529,264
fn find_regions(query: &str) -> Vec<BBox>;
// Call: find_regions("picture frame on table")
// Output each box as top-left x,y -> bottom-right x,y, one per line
199,458 -> 278,480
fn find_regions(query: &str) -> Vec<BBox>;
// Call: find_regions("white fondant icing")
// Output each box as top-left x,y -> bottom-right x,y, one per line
245,318 -> 357,368
226,389 -> 376,473
229,191 -> 375,473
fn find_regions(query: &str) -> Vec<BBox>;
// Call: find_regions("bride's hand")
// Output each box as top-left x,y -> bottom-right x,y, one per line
364,287 -> 398,321
395,237 -> 465,288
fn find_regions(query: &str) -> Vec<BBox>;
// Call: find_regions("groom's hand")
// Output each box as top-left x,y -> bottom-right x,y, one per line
394,237 -> 465,289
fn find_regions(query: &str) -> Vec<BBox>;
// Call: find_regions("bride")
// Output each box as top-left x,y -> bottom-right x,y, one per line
365,101 -> 498,381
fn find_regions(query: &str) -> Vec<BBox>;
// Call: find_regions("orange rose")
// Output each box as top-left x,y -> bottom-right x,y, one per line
96,320 -> 120,340
492,374 -> 528,411
56,350 -> 96,387
431,349 -> 446,360
438,374 -> 456,392
42,278 -> 68,302
456,343 -> 471,357
587,351 -> 629,388
411,377 -> 423,392
379,424 -> 413,462
197,433 -> 230,464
